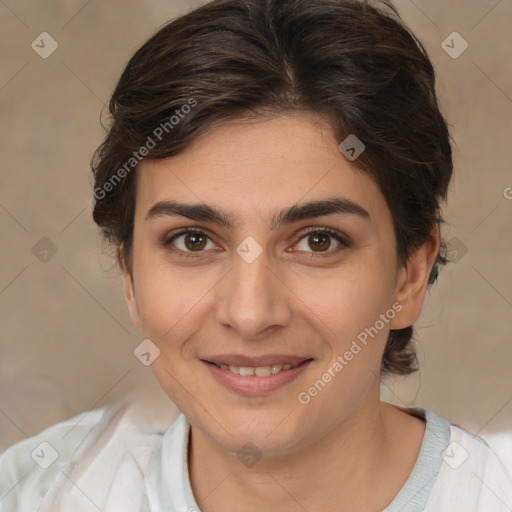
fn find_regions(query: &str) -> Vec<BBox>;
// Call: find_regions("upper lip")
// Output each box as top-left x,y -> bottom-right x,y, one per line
202,354 -> 312,367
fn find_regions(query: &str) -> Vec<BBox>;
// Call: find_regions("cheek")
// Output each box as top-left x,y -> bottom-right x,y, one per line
291,260 -> 395,337
133,257 -> 219,350
288,260 -> 397,388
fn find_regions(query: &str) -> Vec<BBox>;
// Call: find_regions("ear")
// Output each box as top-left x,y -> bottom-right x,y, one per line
390,225 -> 440,330
117,246 -> 141,330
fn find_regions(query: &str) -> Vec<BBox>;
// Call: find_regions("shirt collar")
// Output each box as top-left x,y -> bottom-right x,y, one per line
143,413 -> 198,512
143,408 -> 450,512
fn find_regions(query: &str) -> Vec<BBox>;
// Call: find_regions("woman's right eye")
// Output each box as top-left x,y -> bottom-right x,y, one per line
165,229 -> 216,254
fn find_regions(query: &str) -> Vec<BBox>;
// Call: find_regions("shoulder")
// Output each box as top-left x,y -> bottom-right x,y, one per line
0,384 -> 180,512
426,415 -> 512,511
0,407 -> 108,512
447,422 -> 511,482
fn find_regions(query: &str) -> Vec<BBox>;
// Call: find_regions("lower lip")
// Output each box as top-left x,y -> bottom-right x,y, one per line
202,360 -> 313,396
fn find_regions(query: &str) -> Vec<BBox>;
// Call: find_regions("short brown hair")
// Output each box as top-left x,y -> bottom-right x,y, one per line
91,0 -> 454,376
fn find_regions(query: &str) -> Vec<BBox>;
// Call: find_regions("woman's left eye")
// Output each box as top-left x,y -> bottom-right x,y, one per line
294,229 -> 348,254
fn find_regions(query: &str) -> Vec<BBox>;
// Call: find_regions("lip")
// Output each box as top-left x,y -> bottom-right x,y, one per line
201,358 -> 313,396
201,354 -> 311,367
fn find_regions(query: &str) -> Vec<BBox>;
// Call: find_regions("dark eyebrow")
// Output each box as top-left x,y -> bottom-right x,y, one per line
145,197 -> 370,229
272,197 -> 370,229
145,201 -> 236,228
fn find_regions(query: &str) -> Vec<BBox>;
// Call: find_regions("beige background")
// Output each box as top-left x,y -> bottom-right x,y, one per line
0,0 -> 511,454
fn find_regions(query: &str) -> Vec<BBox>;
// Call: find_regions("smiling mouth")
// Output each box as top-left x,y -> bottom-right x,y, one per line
205,359 -> 313,376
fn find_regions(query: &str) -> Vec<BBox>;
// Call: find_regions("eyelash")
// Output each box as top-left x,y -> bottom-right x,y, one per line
163,227 -> 350,259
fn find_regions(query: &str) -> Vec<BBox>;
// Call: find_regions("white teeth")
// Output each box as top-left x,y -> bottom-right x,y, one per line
216,362 -> 301,375
254,366 -> 271,376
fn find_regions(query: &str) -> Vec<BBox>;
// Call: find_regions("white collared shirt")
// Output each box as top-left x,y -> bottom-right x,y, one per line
1,392 -> 511,512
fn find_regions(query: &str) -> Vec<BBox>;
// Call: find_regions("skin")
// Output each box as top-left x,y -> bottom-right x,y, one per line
121,112 -> 440,512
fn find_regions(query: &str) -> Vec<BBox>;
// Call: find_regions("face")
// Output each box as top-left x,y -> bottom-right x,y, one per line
122,113 -> 433,456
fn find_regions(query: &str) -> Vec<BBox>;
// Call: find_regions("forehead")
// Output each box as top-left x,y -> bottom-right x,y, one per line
135,113 -> 387,222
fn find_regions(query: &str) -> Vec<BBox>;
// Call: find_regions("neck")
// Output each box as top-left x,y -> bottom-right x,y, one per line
187,392 -> 425,512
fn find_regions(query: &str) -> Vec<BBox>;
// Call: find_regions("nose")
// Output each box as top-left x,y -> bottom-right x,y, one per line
215,249 -> 293,340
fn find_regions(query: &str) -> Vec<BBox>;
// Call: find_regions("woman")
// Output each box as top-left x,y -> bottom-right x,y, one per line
1,0 -> 510,510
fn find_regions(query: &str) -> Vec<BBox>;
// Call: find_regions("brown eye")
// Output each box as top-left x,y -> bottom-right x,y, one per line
294,229 -> 347,254
167,230 -> 215,253
184,233 -> 208,251
307,233 -> 331,251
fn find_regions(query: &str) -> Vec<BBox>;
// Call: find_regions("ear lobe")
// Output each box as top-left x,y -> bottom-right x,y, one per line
118,247 -> 141,330
390,226 -> 440,330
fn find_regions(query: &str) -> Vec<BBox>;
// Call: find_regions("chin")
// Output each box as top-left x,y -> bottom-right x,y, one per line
196,407 -> 309,457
